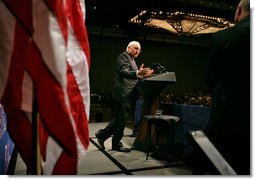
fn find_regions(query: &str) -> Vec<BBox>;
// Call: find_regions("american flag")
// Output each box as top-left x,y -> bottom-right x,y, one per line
0,0 -> 90,174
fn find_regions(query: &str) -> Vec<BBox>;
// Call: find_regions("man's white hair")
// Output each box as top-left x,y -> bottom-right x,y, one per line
239,0 -> 250,12
126,41 -> 141,51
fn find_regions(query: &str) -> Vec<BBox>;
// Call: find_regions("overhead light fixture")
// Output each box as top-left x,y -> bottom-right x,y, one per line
129,10 -> 234,35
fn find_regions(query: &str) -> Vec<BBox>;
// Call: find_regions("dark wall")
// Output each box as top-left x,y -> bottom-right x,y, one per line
88,35 -> 211,94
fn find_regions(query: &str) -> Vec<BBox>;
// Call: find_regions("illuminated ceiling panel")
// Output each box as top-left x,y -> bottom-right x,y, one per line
144,19 -> 178,33
129,10 -> 234,35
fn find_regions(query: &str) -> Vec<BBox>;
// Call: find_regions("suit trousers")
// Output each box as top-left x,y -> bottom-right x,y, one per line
102,99 -> 132,147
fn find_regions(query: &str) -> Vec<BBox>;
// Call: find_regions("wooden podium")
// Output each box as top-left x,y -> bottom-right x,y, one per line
132,72 -> 176,151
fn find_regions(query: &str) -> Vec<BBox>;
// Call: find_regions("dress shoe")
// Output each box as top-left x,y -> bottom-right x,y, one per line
112,144 -> 131,152
95,132 -> 105,150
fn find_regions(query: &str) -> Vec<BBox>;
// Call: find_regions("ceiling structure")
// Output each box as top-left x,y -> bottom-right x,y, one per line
129,10 -> 234,35
85,0 -> 240,45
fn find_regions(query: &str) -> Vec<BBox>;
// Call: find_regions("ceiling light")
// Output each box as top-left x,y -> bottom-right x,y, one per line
129,10 -> 234,35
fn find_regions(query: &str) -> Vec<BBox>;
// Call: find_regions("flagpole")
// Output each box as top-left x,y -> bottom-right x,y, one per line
31,99 -> 41,175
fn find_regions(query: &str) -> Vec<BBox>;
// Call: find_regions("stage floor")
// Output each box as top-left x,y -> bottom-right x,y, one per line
14,122 -> 192,175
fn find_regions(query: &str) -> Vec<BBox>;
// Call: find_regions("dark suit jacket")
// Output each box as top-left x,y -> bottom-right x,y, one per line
207,17 -> 250,94
206,17 -> 250,174
112,51 -> 139,102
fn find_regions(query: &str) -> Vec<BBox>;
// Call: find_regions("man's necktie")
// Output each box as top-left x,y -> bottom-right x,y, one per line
131,59 -> 138,70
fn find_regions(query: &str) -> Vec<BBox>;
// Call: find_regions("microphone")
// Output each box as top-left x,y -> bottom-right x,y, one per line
160,65 -> 167,73
155,63 -> 167,73
152,63 -> 162,74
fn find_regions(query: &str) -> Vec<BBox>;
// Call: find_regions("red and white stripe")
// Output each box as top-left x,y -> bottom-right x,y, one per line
65,0 -> 90,160
0,0 -> 90,174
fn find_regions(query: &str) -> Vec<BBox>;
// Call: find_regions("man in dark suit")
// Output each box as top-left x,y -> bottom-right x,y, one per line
192,0 -> 250,175
95,41 -> 154,152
